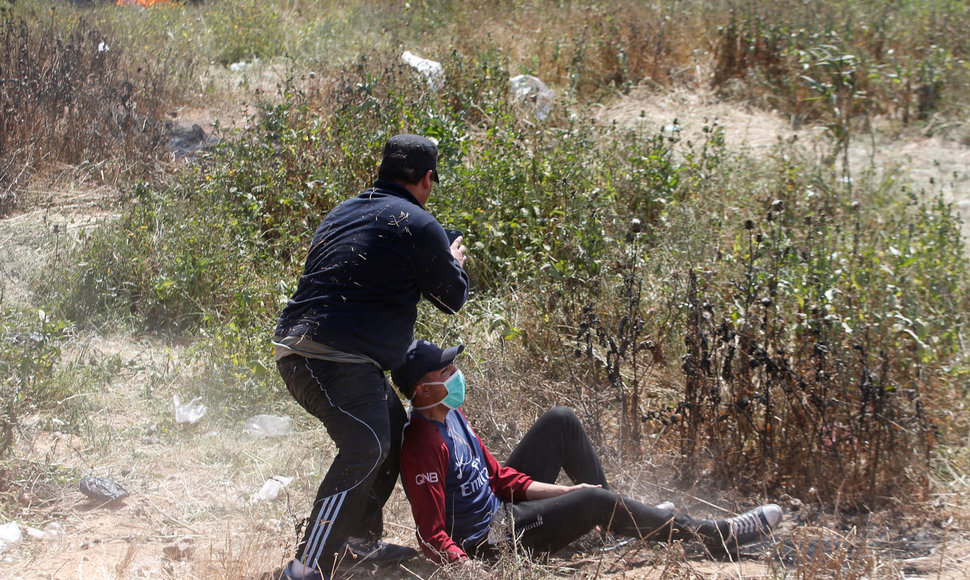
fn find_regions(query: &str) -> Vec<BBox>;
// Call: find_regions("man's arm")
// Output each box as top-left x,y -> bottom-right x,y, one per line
481,443 -> 600,500
414,222 -> 469,314
400,427 -> 468,563
523,481 -> 602,500
471,416 -> 599,502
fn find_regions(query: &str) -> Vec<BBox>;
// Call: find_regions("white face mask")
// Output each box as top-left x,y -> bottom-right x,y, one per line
413,369 -> 466,410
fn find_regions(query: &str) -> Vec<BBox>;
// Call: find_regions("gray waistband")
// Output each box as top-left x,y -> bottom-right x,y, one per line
272,336 -> 381,368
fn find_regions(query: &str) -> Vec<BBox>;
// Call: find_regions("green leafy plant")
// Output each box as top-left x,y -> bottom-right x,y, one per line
797,41 -> 867,183
0,307 -> 69,459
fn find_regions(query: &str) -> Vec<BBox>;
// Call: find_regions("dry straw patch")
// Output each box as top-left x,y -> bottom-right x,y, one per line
0,9 -> 171,216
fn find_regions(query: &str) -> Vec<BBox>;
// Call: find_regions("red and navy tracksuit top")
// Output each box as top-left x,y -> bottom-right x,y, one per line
400,409 -> 533,563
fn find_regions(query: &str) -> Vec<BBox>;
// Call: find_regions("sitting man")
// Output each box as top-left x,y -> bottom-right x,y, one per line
393,339 -> 783,566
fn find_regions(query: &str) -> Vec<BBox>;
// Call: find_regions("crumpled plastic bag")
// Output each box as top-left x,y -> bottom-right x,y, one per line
79,476 -> 130,503
402,51 -> 445,90
251,475 -> 295,503
0,523 -> 22,553
244,414 -> 293,437
174,394 -> 207,424
25,522 -> 64,542
509,74 -> 554,121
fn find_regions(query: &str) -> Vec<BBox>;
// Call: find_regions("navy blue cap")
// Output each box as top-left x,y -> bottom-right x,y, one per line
392,340 -> 463,398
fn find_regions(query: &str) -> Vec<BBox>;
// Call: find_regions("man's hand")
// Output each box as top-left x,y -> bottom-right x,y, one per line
450,236 -> 467,267
446,558 -> 492,577
524,481 -> 602,500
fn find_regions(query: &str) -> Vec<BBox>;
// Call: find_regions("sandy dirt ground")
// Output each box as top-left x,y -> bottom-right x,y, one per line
2,87 -> 969,579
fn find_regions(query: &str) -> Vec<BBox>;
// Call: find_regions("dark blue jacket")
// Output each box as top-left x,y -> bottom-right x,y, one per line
275,180 -> 469,370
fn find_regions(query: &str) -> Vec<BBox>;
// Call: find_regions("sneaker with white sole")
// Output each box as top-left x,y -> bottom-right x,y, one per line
705,503 -> 782,555
280,560 -> 326,580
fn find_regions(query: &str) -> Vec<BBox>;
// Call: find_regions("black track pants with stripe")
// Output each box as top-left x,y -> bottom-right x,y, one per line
277,355 -> 407,575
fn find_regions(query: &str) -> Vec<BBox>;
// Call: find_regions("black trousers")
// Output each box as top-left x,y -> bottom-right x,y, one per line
484,407 -> 700,556
504,406 -> 609,488
276,355 -> 407,575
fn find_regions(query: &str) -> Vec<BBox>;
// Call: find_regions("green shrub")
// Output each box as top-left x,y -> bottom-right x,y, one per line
575,155 -> 969,508
203,0 -> 285,65
0,307 -> 69,458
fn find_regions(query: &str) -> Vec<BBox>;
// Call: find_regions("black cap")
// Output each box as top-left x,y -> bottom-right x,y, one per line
379,134 -> 439,182
392,340 -> 464,398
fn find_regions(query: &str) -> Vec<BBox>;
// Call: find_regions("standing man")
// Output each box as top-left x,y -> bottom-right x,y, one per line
273,135 -> 469,580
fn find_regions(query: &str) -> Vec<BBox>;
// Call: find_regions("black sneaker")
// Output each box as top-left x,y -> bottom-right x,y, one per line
705,504 -> 782,556
340,538 -> 418,567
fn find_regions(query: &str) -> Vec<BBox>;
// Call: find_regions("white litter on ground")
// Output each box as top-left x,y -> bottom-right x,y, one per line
402,51 -> 445,90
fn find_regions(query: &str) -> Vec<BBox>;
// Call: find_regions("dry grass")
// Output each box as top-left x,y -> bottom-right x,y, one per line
0,8 -> 171,216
